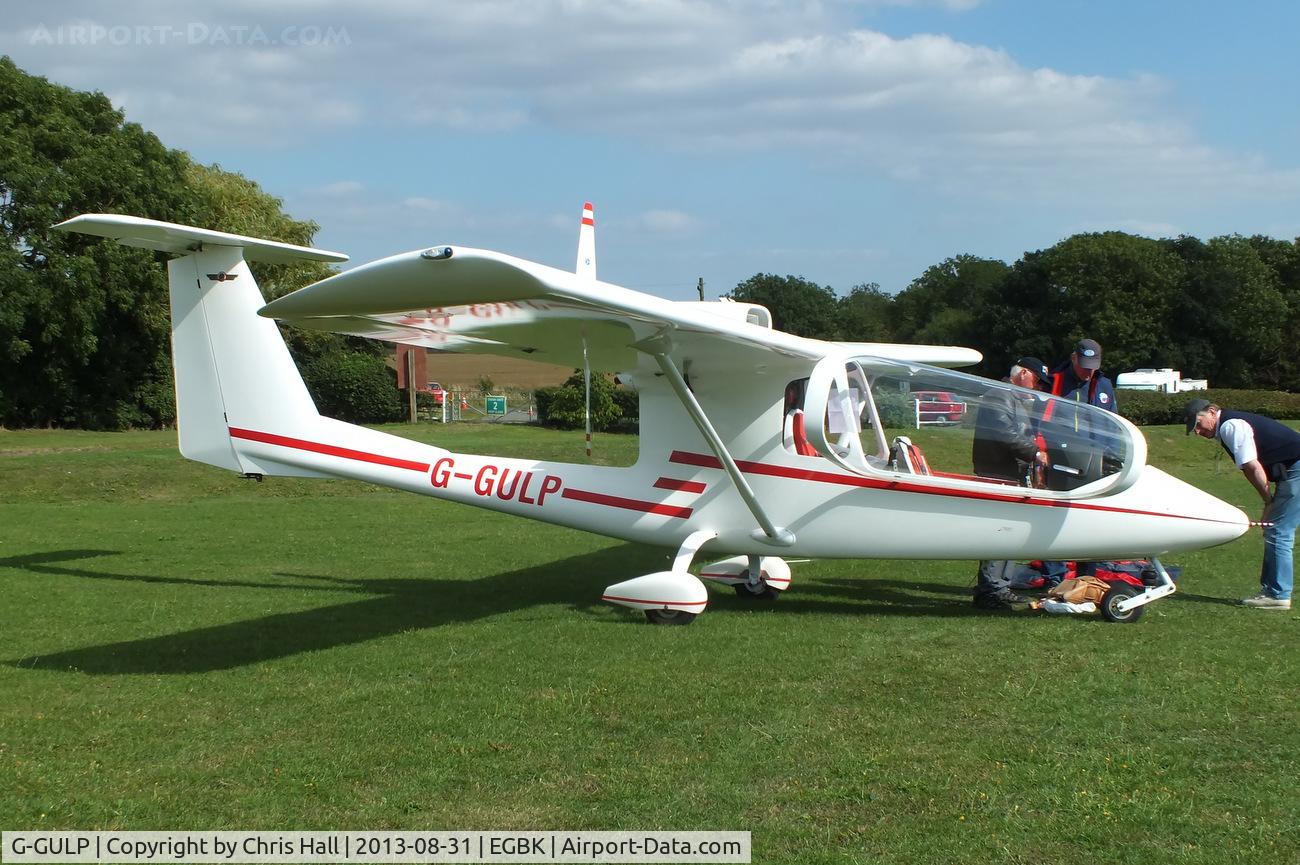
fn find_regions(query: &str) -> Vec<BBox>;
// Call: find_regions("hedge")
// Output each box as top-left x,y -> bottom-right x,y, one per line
302,351 -> 404,424
1115,389 -> 1300,426
538,381 -> 1300,431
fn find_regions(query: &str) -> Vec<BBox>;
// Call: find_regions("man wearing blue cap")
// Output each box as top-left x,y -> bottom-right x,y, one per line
1046,338 -> 1118,426
1186,399 -> 1300,609
1040,338 -> 1118,584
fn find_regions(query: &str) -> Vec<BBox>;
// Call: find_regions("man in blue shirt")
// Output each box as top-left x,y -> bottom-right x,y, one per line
1187,399 -> 1300,609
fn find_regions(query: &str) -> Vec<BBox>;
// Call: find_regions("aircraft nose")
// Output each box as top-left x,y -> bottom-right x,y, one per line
1138,466 -> 1250,550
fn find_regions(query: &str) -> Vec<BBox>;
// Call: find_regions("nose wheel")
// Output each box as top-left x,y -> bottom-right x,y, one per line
1097,556 -> 1177,623
1100,584 -> 1145,624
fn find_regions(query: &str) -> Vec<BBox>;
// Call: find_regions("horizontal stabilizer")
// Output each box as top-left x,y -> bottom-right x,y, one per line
53,214 -> 348,264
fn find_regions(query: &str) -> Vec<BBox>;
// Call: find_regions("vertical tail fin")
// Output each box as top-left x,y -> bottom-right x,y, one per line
54,215 -> 347,474
576,201 -> 596,279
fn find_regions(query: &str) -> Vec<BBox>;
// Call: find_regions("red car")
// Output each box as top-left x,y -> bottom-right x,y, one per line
912,390 -> 965,423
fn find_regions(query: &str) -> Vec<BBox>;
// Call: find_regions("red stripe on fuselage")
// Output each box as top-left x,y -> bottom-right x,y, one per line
653,477 -> 707,494
667,450 -> 1236,525
562,488 -> 692,519
228,428 -> 431,473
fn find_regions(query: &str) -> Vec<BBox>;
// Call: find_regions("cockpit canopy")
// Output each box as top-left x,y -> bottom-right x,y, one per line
797,355 -> 1146,499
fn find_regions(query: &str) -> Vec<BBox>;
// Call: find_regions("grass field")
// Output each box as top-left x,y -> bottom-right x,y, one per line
1,423 -> 1297,864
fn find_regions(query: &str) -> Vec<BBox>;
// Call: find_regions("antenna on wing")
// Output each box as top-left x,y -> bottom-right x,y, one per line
576,201 -> 596,279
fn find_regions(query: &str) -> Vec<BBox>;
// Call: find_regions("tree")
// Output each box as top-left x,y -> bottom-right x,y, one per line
835,282 -> 894,342
1158,236 -> 1220,380
0,58 -> 376,428
535,370 -> 622,431
1246,236 -> 1300,390
729,273 -> 839,339
988,233 -> 1183,377
0,57 -> 197,428
1166,235 -> 1286,387
893,255 -> 1010,365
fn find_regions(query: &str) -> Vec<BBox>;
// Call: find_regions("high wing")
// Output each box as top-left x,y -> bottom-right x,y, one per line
261,243 -> 978,548
259,246 -> 981,371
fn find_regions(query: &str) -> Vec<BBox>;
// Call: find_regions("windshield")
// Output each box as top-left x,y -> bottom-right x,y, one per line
801,356 -> 1145,498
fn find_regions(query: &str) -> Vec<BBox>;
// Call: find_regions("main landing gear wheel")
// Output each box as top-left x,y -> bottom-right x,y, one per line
645,609 -> 697,626
1100,584 -> 1145,624
733,581 -> 781,600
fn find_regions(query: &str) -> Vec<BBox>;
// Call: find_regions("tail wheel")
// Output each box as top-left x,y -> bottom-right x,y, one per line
645,609 -> 697,626
1100,584 -> 1145,624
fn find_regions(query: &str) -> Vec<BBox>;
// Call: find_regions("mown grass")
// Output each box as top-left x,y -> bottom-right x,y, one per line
1,423 -> 1296,864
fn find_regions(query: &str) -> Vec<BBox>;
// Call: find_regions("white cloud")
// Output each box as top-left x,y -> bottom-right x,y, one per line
1079,219 -> 1184,239
1263,222 -> 1300,241
0,9 -> 366,146
401,196 -> 453,214
311,180 -> 365,196
286,186 -> 568,249
631,209 -> 700,234
2,0 -> 1297,206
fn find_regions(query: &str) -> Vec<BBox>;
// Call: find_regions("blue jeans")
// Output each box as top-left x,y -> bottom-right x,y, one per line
1040,560 -> 1067,588
1040,560 -> 1095,586
1260,462 -> 1300,600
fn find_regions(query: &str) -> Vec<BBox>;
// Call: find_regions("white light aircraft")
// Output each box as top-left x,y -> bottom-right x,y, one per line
55,206 -> 1248,625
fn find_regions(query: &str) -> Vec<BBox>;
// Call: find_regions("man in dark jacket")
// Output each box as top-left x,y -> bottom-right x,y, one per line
971,357 -> 1049,609
1187,399 -> 1300,609
1048,338 -> 1117,414
1040,338 -> 1117,585
1042,337 -> 1118,490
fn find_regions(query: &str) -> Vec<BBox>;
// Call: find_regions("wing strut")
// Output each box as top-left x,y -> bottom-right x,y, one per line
582,335 -> 593,458
647,345 -> 795,547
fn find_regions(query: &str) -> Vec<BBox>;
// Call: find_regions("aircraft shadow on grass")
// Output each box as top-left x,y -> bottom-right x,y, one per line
3,548 -> 1110,675
3,546 -> 651,675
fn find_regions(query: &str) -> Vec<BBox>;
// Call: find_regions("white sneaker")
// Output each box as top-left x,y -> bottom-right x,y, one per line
1241,593 -> 1292,610
1041,599 -> 1098,615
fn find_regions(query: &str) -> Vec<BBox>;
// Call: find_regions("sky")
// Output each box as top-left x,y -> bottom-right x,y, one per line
4,0 -> 1299,301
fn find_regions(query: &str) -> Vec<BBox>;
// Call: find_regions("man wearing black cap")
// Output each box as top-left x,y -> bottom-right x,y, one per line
971,357 -> 1049,609
1186,399 -> 1300,610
